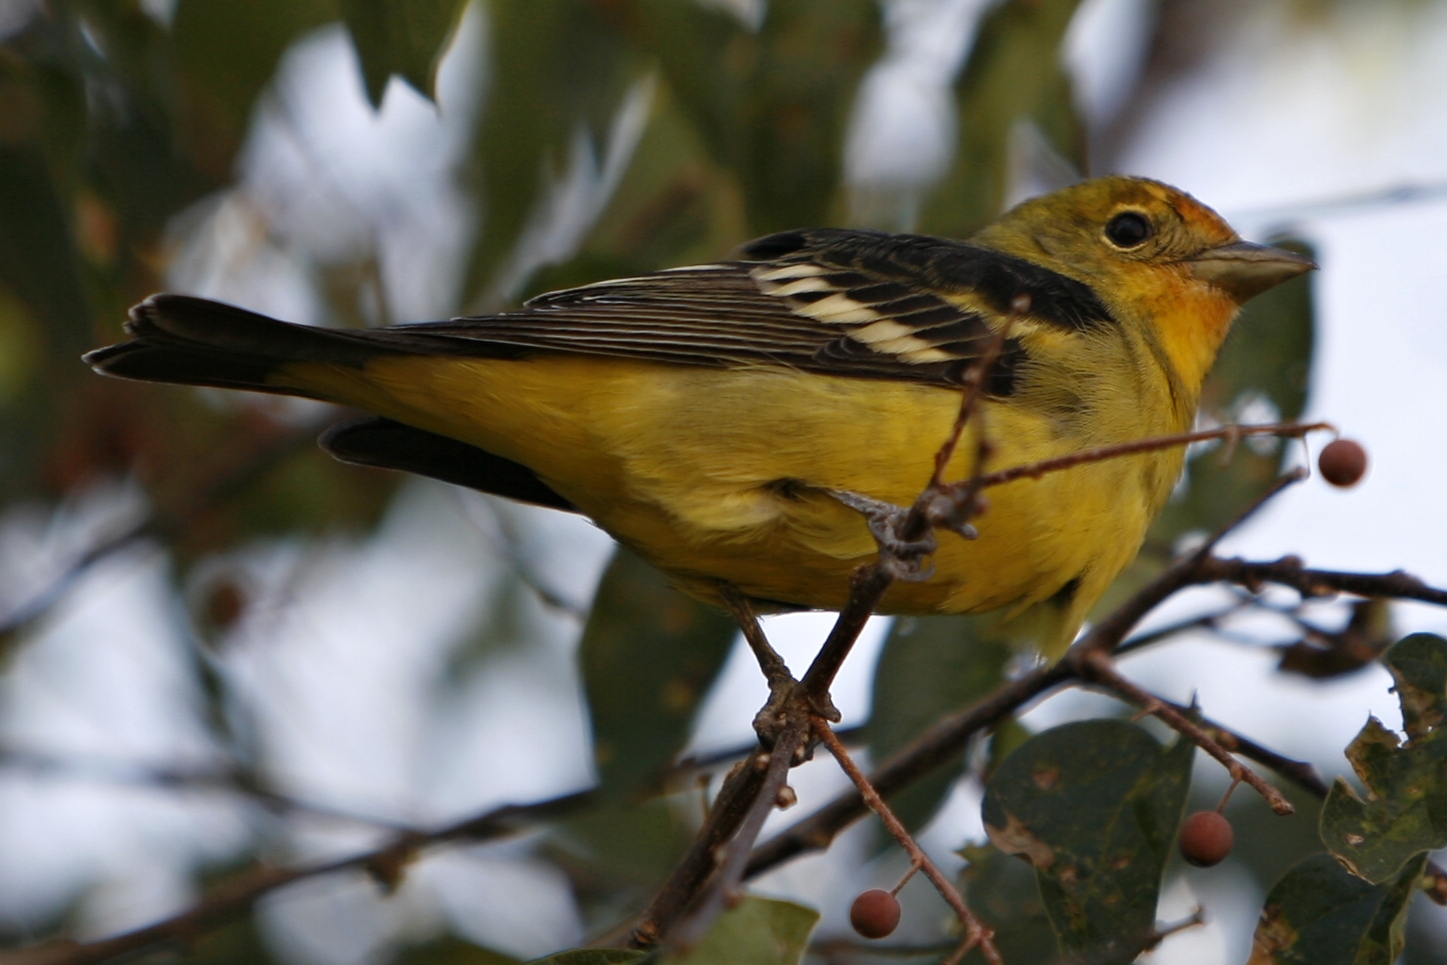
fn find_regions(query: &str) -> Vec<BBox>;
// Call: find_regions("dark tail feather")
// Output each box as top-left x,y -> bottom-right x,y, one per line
84,294 -> 393,395
321,417 -> 578,512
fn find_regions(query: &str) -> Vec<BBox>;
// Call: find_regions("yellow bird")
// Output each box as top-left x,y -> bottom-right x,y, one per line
86,177 -> 1312,657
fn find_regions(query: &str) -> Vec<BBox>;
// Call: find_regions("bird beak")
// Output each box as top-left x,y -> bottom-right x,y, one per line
1187,241 -> 1316,303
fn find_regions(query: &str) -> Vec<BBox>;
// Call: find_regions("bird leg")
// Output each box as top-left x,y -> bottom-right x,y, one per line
717,583 -> 828,753
826,489 -> 938,580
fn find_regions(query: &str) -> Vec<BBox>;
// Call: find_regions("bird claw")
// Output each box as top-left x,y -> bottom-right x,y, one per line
827,489 -> 938,578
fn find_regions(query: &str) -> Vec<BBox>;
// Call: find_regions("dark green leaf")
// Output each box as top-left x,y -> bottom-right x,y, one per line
1320,634 -> 1447,882
549,796 -> 697,890
173,0 -> 337,167
464,0 -> 641,303
526,951 -> 646,965
958,843 -> 1061,964
659,896 -> 819,965
397,935 -> 521,965
982,720 -> 1194,964
1247,851 -> 1426,965
581,547 -> 737,802
339,0 -> 470,106
866,613 -> 1014,833
1385,632 -> 1447,739
622,0 -> 881,234
921,0 -> 1086,239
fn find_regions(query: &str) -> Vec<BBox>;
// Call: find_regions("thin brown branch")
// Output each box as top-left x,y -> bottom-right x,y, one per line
813,720 -> 1000,965
6,789 -> 594,965
928,305 -> 1021,491
1196,557 -> 1447,607
962,421 -> 1330,494
628,752 -> 770,947
0,745 -> 414,830
1170,706 -> 1329,798
1077,650 -> 1294,815
668,719 -> 809,952
747,661 -> 1074,878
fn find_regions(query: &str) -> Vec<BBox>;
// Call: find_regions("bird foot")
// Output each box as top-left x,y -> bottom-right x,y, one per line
827,489 -> 938,580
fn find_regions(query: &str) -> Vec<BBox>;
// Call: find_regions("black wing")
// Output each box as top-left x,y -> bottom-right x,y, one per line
394,229 -> 1114,391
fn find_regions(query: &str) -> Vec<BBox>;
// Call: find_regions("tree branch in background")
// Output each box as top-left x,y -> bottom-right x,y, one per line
1,790 -> 595,965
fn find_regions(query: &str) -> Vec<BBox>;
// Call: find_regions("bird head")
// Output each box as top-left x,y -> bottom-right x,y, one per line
971,175 -> 1315,394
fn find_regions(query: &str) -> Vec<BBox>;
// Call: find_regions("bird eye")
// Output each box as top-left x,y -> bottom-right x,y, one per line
1105,211 -> 1152,248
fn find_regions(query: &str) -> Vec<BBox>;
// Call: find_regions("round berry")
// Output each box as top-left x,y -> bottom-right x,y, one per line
849,889 -> 901,939
1179,810 -> 1234,867
1318,439 -> 1367,488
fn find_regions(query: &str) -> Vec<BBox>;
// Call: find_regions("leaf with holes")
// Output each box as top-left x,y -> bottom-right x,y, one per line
1247,851 -> 1425,965
1320,633 -> 1447,882
982,719 -> 1194,965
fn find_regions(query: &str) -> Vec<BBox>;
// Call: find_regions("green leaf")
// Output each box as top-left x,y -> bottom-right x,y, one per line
659,896 -> 819,965
920,0 -> 1086,239
866,614 -> 1014,834
1246,851 -> 1426,965
173,0 -> 338,166
397,935 -> 522,965
981,719 -> 1194,964
581,547 -> 737,802
339,0 -> 470,107
1385,632 -> 1447,739
526,951 -> 647,965
958,843 -> 1061,964
549,796 -> 698,890
622,0 -> 882,234
1320,634 -> 1447,882
464,0 -> 642,303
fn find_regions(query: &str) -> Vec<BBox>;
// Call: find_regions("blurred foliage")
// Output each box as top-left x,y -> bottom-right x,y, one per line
865,612 -> 1014,835
922,0 -> 1086,238
1,1 -> 1428,964
581,547 -> 736,802
981,720 -> 1194,965
341,0 -> 471,106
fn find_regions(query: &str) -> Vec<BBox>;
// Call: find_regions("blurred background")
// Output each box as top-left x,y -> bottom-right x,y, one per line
0,0 -> 1445,962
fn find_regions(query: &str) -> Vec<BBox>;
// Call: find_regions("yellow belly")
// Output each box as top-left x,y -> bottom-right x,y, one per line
277,354 -> 1172,654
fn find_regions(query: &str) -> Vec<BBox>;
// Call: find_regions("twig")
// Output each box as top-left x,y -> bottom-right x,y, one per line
628,752 -> 770,947
928,304 -> 1022,491
6,789 -> 594,965
961,422 -> 1329,496
1196,557 -> 1447,607
813,720 -> 1000,965
747,661 -> 1074,878
1168,707 -> 1328,798
668,720 -> 809,951
1077,650 -> 1294,815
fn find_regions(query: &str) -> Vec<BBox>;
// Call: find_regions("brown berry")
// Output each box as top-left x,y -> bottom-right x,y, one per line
1318,439 -> 1367,488
1179,810 -> 1234,867
849,889 -> 901,939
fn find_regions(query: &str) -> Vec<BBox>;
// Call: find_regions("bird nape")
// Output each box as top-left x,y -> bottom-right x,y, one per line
86,176 -> 1314,658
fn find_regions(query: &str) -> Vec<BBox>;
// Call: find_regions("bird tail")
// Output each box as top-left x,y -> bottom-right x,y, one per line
84,294 -> 398,398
